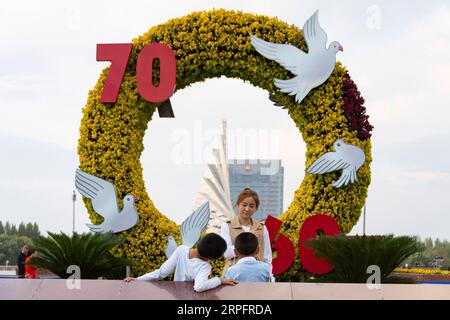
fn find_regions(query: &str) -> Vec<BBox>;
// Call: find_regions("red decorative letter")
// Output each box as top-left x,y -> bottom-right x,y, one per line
96,43 -> 133,103
298,214 -> 340,275
136,43 -> 176,103
265,215 -> 295,275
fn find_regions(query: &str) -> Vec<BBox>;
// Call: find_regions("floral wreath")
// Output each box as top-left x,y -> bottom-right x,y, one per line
78,9 -> 373,277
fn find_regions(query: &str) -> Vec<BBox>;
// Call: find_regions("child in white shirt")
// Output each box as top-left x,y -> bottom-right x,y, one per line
123,233 -> 238,292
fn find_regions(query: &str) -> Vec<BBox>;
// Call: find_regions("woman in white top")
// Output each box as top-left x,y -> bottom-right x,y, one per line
220,188 -> 272,275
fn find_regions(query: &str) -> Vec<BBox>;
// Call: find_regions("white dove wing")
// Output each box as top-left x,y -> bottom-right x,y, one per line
250,34 -> 307,76
75,169 -> 120,220
303,10 -> 328,54
307,151 -> 350,174
340,145 -> 366,169
181,201 -> 210,248
332,168 -> 352,188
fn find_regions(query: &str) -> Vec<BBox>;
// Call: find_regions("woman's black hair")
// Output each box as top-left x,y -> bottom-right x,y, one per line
197,233 -> 227,260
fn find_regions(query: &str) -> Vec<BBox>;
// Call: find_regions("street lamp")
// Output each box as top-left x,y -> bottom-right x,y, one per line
72,190 -> 76,234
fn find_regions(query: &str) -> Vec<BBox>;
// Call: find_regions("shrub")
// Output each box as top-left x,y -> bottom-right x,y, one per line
304,234 -> 421,283
28,232 -> 130,279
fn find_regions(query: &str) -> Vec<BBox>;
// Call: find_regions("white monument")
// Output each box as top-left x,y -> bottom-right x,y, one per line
192,120 -> 235,234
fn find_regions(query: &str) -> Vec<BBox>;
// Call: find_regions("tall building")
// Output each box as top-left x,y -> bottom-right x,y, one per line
229,159 -> 284,221
193,120 -> 285,232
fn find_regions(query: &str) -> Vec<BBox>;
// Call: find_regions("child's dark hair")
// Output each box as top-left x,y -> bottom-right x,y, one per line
235,232 -> 259,256
197,233 -> 227,260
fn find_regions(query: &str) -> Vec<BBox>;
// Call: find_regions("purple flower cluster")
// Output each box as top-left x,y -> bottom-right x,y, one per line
342,71 -> 373,140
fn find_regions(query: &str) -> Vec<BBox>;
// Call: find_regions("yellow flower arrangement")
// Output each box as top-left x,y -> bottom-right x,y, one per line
394,268 -> 450,276
78,9 -> 372,278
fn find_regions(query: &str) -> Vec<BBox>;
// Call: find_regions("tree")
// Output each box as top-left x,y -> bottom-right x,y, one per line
0,221 -> 41,240
25,223 -> 33,239
10,225 -> 17,236
425,237 -> 433,249
0,234 -> 33,265
0,220 -> 42,266
18,222 -> 26,237
403,237 -> 450,268
435,238 -> 441,247
4,222 -> 11,234
32,222 -> 41,239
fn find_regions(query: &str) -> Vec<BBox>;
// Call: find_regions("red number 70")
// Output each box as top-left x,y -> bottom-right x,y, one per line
96,43 -> 176,103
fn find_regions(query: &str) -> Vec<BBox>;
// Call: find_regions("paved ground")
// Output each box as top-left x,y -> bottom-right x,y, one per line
1,279 -> 449,300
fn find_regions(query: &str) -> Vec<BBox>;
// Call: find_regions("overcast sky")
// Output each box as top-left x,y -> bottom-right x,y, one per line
1,0 -> 449,240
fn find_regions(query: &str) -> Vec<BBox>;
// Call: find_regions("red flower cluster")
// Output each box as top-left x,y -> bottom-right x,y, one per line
342,72 -> 373,140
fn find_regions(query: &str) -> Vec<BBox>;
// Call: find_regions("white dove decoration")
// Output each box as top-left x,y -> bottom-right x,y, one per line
75,169 -> 139,233
165,236 -> 178,259
250,10 -> 343,103
307,139 -> 365,188
164,201 -> 210,258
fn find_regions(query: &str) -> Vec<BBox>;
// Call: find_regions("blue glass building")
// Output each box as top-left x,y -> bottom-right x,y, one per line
229,159 -> 284,221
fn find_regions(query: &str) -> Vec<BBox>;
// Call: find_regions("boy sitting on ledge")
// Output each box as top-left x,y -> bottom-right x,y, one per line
223,232 -> 273,283
124,233 -> 238,292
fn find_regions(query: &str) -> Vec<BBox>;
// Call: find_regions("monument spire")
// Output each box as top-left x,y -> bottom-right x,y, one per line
192,120 -> 234,233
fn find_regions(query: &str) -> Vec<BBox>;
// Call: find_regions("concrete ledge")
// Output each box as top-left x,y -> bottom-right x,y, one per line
0,279 -> 449,300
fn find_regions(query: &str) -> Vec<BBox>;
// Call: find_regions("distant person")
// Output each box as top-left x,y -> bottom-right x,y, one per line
123,233 -> 238,292
220,188 -> 272,274
17,244 -> 29,278
223,232 -> 273,282
25,250 -> 38,279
